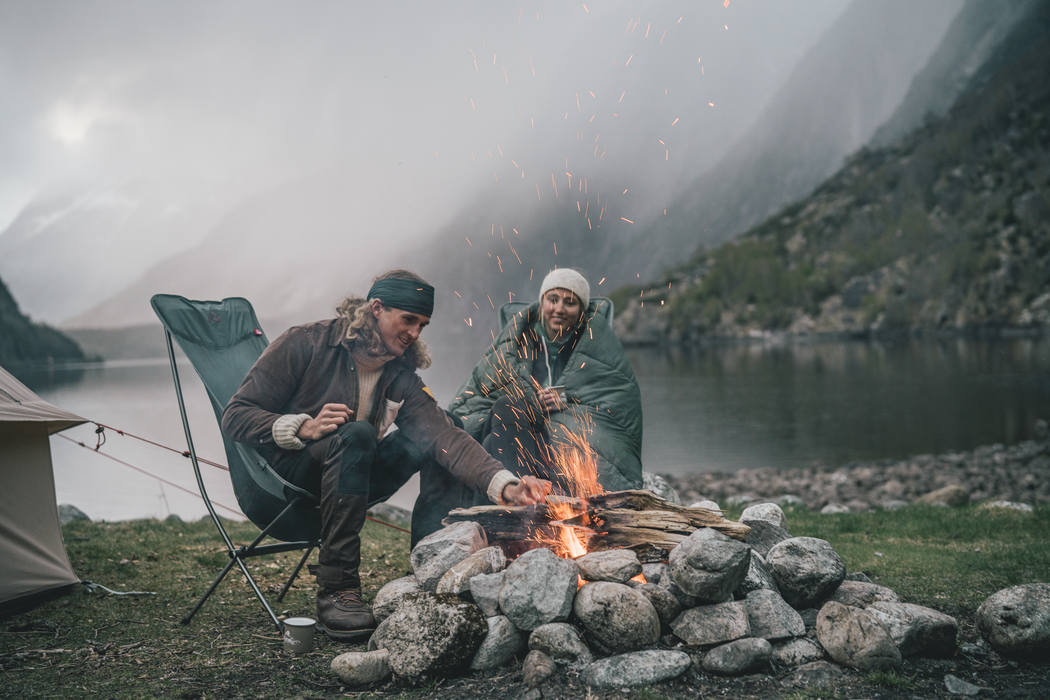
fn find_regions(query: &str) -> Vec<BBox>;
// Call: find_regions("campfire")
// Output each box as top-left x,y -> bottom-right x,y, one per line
442,425 -> 750,563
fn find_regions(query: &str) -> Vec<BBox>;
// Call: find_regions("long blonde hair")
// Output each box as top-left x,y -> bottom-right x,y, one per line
335,269 -> 432,369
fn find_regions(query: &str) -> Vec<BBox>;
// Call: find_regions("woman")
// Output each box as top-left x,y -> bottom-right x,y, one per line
448,269 -> 643,498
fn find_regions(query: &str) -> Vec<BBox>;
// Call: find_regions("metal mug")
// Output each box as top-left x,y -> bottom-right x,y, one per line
282,617 -> 316,654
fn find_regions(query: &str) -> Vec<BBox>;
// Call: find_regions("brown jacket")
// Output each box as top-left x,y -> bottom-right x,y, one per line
221,317 -> 504,494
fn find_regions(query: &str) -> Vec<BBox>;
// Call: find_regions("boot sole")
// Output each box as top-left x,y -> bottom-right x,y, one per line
318,622 -> 376,641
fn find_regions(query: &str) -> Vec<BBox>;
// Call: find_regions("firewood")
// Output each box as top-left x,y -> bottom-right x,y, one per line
442,489 -> 751,561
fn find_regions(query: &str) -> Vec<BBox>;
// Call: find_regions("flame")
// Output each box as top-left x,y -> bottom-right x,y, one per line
631,573 -> 647,584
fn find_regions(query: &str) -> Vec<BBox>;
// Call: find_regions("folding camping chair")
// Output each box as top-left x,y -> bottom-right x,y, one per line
151,294 -> 322,630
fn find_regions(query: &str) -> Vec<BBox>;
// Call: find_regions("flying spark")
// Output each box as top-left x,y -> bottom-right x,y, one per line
621,217 -> 634,223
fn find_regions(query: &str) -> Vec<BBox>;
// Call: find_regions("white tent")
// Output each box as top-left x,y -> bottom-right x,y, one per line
0,364 -> 86,617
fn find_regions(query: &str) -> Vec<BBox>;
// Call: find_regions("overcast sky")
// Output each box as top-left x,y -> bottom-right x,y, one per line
0,1 -> 855,235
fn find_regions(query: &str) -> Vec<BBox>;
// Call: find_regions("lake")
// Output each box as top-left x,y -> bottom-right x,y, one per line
32,335 -> 1050,522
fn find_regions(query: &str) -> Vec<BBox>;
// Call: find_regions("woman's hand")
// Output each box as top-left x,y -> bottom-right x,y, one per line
537,387 -> 566,412
296,403 -> 353,441
503,474 -> 552,506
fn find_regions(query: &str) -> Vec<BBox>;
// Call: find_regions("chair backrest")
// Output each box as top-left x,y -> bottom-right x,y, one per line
150,295 -> 319,541
498,296 -> 615,329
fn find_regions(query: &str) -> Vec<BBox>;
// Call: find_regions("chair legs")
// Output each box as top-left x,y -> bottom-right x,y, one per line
277,546 -> 315,603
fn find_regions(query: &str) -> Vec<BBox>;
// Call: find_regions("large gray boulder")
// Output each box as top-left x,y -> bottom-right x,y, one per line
528,622 -> 594,667
574,581 -> 660,654
816,601 -> 901,671
745,589 -> 806,641
702,638 -> 772,675
670,600 -> 750,646
470,615 -> 524,670
410,522 -> 487,592
575,550 -> 642,583
436,546 -> 506,597
645,562 -> 699,608
975,583 -> 1050,662
669,527 -> 751,603
372,575 -> 420,622
578,650 -> 692,688
643,472 -> 682,505
498,547 -> 579,631
382,592 -> 489,683
766,537 -> 845,609
867,601 -> 958,658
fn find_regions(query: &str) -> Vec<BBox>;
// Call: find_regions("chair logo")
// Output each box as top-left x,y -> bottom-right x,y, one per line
207,311 -> 222,325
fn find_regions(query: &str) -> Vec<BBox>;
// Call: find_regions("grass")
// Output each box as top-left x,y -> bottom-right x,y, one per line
2,503 -> 1048,699
865,670 -> 914,689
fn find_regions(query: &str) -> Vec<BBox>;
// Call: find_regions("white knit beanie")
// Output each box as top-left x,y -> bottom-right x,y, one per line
539,268 -> 590,308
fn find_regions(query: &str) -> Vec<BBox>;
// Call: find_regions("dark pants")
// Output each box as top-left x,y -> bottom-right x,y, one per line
272,417 -> 473,590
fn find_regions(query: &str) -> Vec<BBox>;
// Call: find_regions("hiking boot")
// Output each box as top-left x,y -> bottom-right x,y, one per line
317,587 -> 376,640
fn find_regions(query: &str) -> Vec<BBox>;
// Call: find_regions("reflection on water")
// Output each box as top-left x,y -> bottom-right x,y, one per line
32,336 -> 1050,520
632,336 -> 1050,476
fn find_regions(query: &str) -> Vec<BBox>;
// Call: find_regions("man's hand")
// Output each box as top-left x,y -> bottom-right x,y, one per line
296,403 -> 353,441
502,474 -> 552,506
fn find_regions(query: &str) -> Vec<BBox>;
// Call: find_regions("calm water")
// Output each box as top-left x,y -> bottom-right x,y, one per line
32,336 -> 1050,521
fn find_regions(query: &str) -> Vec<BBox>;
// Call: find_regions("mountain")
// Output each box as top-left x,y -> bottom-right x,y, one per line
0,274 -> 86,379
603,0 -> 963,284
0,176 -> 231,325
612,0 -> 1050,342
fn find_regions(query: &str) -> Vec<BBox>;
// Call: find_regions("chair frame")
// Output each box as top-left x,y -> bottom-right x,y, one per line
161,323 -> 319,630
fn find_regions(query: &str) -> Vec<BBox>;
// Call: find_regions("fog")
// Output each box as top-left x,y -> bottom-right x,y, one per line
0,1 -> 868,323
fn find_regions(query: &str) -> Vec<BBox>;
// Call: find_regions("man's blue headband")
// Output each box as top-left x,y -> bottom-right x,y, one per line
367,278 -> 435,317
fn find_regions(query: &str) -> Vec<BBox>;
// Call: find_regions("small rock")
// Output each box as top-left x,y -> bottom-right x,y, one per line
980,500 -> 1033,513
575,549 -> 642,583
798,608 -> 819,630
367,502 -> 411,525
879,499 -> 910,511
828,580 -> 899,608
578,650 -> 692,688
522,649 -> 557,688
643,472 -> 682,505
330,649 -> 391,686
372,575 -> 420,622
470,615 -> 524,670
641,562 -> 669,585
410,522 -> 488,592
745,589 -> 805,641
669,527 -> 751,603
734,551 -> 781,599
633,583 -> 684,631
816,601 -> 901,671
845,571 -> 873,583
689,499 -> 724,514
468,571 -> 504,617
367,616 -> 393,651
868,601 -> 958,658
944,673 -> 981,696
740,502 -> 788,529
701,638 -> 772,675
57,504 -> 90,526
917,484 -> 969,507
528,622 -> 594,667
670,600 -> 750,646
771,637 -> 824,668
766,537 -> 846,610
975,583 -> 1050,661
498,547 -> 579,631
780,660 -> 843,689
574,581 -> 660,654
436,546 -> 506,597
820,503 -> 850,514
382,592 -> 489,683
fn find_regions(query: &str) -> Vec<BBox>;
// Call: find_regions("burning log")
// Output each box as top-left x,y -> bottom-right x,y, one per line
442,489 -> 750,563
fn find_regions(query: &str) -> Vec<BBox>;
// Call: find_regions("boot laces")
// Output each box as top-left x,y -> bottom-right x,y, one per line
332,588 -> 363,606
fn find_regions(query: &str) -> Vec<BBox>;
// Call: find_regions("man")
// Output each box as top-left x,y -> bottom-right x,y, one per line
222,269 -> 550,640
449,268 -> 643,498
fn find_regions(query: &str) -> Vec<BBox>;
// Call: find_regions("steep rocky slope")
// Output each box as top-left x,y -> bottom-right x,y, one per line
614,4 -> 1050,343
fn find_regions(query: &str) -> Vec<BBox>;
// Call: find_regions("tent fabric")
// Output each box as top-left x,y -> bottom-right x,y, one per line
0,365 -> 86,434
0,365 -> 86,614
